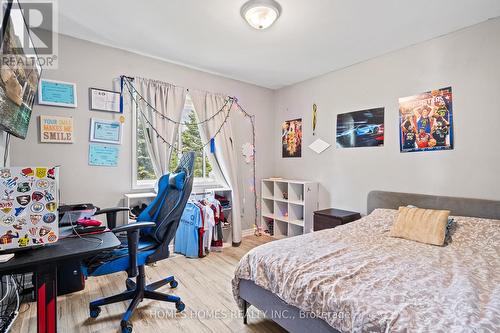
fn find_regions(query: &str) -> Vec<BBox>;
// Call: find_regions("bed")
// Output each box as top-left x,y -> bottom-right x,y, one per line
232,191 -> 500,332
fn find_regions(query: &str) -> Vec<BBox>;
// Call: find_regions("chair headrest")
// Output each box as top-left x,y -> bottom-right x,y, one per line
168,171 -> 186,190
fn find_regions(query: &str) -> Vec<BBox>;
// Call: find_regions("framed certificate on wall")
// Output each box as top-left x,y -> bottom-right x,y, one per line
89,88 -> 121,113
89,118 -> 122,144
88,144 -> 120,167
38,79 -> 77,108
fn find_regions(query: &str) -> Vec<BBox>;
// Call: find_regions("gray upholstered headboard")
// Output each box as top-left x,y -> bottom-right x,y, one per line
367,191 -> 500,220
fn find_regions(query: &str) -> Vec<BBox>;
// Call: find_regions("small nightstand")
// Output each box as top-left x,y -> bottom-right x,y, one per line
313,208 -> 361,231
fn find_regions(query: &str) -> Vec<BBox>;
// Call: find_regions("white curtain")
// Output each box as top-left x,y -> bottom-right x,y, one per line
190,91 -> 242,244
134,77 -> 187,177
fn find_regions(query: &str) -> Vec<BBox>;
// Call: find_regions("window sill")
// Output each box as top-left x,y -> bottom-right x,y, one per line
132,179 -> 227,191
132,179 -> 156,190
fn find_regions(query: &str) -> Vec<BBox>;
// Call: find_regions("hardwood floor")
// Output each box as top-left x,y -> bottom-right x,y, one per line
12,235 -> 286,333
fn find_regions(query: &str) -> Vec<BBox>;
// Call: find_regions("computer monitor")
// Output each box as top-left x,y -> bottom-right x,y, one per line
0,0 -> 42,139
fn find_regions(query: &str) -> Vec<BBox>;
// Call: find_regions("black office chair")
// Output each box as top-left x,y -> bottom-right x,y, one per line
83,152 -> 195,333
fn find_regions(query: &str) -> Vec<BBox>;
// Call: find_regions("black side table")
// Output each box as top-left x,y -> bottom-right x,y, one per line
313,208 -> 361,231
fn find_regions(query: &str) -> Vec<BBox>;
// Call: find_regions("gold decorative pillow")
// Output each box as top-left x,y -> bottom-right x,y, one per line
389,206 -> 450,246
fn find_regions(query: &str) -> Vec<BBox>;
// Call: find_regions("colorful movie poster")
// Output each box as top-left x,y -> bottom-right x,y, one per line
336,108 -> 384,148
282,118 -> 302,158
399,87 -> 454,153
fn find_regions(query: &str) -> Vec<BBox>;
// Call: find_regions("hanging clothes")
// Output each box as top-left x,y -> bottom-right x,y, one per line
193,202 -> 205,258
203,205 -> 215,253
174,197 -> 226,258
174,202 -> 202,258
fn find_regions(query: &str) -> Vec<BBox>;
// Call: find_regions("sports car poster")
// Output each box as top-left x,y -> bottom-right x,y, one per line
336,108 -> 385,148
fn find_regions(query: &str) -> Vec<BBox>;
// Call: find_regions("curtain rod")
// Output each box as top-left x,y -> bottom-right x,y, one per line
120,75 -> 234,99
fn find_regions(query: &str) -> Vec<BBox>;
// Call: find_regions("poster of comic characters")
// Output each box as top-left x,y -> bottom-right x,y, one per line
399,87 -> 454,153
282,118 -> 302,158
0,167 -> 59,251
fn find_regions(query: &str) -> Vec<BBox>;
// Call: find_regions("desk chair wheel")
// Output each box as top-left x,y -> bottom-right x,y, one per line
89,306 -> 101,318
121,320 -> 133,333
169,279 -> 178,289
175,300 -> 185,312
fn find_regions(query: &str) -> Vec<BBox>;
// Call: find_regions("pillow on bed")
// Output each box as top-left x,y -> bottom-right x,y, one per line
406,205 -> 455,237
389,206 -> 450,246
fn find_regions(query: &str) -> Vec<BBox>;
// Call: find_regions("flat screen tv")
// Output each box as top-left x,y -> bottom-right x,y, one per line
0,0 -> 41,139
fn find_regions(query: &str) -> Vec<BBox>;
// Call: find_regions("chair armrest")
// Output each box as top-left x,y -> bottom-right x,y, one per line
94,207 -> 130,215
111,221 -> 155,234
94,207 -> 130,229
111,221 -> 155,278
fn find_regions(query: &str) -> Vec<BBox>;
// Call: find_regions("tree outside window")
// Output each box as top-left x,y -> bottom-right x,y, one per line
136,118 -> 156,181
136,95 -> 213,183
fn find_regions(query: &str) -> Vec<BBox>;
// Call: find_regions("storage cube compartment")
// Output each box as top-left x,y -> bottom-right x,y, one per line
288,183 -> 304,203
274,201 -> 288,221
288,223 -> 304,237
274,220 -> 288,238
262,180 -> 274,199
274,181 -> 289,201
262,217 -> 274,235
261,198 -> 274,217
289,203 -> 304,226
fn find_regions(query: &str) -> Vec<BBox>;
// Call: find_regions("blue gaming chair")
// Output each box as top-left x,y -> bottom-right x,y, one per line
83,152 -> 195,333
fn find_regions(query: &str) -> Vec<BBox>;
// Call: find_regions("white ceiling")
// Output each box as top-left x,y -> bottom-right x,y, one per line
56,0 -> 500,89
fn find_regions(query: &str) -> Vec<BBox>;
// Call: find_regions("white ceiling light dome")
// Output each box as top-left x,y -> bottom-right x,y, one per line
241,0 -> 282,30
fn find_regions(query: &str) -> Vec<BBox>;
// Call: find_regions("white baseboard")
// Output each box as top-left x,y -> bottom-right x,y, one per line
241,228 -> 255,237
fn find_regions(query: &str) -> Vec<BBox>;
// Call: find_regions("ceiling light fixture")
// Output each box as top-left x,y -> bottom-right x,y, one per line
241,0 -> 281,30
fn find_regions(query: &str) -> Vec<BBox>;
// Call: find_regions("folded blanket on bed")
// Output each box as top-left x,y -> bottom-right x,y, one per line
232,209 -> 500,332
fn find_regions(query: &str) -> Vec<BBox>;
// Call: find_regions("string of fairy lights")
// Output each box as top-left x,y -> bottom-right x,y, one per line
120,75 -> 258,229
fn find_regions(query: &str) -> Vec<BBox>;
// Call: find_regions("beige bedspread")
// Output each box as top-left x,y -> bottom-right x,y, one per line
232,209 -> 500,332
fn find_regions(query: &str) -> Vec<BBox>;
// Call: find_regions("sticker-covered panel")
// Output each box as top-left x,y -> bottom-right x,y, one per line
0,167 -> 59,251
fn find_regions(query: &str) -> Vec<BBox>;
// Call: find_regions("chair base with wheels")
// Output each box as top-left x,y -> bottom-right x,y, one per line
89,265 -> 185,333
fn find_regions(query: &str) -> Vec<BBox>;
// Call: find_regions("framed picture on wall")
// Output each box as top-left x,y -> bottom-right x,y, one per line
89,88 -> 121,113
40,115 -> 74,143
38,79 -> 77,108
88,143 -> 120,167
89,118 -> 122,144
399,86 -> 454,153
282,118 -> 302,158
336,108 -> 385,148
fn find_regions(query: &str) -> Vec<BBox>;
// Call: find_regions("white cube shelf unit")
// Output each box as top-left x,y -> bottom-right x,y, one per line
261,178 -> 318,238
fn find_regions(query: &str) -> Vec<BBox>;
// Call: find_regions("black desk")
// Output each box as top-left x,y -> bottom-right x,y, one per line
0,230 -> 120,333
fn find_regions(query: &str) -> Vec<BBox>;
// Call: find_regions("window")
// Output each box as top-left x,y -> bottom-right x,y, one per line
136,120 -> 156,182
133,94 -> 219,188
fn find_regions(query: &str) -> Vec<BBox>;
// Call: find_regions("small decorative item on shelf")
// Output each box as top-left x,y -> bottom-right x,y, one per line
254,224 -> 264,236
283,192 -> 288,200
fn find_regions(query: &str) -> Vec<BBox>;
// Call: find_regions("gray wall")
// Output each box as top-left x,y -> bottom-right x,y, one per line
10,34 -> 275,229
10,18 -> 500,227
274,18 -> 500,214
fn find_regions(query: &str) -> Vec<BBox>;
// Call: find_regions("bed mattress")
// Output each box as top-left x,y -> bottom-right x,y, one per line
232,209 -> 500,332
